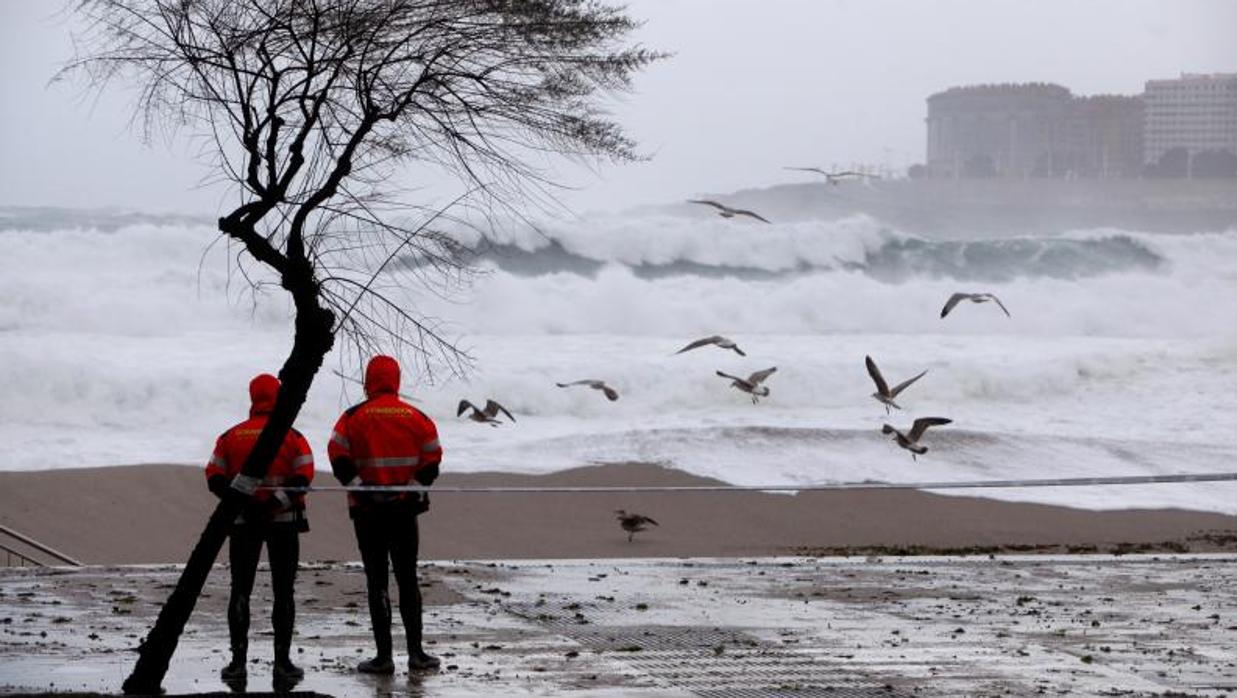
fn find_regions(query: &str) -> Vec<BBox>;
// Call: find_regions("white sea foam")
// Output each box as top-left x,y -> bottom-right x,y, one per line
1,208 -> 1235,514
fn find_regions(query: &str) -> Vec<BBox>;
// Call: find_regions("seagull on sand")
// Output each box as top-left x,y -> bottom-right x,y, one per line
556,379 -> 619,401
457,399 -> 516,426
688,199 -> 771,223
865,355 -> 928,414
615,509 -> 658,542
675,335 -> 746,356
940,292 -> 1011,319
716,367 -> 777,403
882,417 -> 952,460
784,166 -> 880,186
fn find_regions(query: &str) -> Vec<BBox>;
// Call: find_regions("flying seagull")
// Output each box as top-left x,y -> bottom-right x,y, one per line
615,509 -> 658,542
457,399 -> 515,426
865,355 -> 928,414
940,292 -> 1011,319
675,335 -> 746,357
556,379 -> 619,402
688,199 -> 771,223
882,417 -> 952,460
784,166 -> 880,185
716,367 -> 777,403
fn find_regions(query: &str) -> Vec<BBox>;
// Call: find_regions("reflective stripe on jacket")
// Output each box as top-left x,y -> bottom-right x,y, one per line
328,394 -> 442,508
205,415 -> 315,515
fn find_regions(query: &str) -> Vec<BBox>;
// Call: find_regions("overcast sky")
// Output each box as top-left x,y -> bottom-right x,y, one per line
1,0 -> 1234,215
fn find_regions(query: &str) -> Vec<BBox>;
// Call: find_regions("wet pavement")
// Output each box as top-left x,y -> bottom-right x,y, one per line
1,555 -> 1235,696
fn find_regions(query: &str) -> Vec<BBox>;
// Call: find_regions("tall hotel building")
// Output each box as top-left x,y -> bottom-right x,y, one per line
925,84 -> 1143,178
1142,73 -> 1237,165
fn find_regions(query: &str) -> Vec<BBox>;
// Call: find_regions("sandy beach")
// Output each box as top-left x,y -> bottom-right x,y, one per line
3,463 -> 1236,564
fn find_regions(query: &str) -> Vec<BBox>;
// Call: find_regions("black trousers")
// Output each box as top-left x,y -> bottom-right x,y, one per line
352,503 -> 423,658
227,522 -> 300,656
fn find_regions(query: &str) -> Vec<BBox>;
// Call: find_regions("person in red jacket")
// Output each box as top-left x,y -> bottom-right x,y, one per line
329,355 -> 442,674
205,373 -> 314,684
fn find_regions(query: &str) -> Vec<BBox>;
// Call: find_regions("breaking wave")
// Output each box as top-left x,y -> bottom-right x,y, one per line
458,213 -> 1168,282
2,203 -> 1236,519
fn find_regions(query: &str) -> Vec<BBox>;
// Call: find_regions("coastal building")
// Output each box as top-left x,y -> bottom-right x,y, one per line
926,83 -> 1071,179
1065,95 -> 1145,179
925,84 -> 1144,179
1143,73 -> 1237,169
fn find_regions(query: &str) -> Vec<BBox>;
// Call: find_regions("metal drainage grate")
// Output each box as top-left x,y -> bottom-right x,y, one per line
505,604 -> 896,696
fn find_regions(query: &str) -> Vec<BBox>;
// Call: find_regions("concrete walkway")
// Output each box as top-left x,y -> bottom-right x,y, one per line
2,555 -> 1235,696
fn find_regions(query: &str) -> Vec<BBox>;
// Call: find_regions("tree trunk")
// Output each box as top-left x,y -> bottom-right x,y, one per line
123,277 -> 334,694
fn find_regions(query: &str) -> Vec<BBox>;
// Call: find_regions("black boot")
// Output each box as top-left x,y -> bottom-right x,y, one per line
403,600 -> 438,671
358,588 -> 394,674
224,589 -> 250,682
408,649 -> 440,671
220,641 -> 248,681
357,655 -> 395,674
401,579 -> 438,672
272,588 -> 303,683
273,644 -> 304,682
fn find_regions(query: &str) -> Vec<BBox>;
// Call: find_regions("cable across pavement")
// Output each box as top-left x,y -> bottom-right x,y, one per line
266,471 -> 1237,494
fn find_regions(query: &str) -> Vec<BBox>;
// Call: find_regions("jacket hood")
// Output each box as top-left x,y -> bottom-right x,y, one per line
249,373 -> 280,416
365,355 -> 401,397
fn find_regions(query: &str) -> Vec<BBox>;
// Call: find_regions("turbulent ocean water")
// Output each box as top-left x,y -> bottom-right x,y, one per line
2,205 -> 1235,513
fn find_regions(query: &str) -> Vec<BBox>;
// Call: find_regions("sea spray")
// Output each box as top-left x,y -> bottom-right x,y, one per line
1,207 -> 1235,516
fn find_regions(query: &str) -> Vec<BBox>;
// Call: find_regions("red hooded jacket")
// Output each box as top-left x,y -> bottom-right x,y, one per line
205,374 -> 315,522
328,356 -> 442,510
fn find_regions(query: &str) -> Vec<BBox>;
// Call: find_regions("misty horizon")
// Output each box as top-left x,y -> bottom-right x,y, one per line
2,0 -> 1235,216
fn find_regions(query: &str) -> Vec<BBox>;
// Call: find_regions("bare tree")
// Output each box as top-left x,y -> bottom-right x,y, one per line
64,0 -> 660,691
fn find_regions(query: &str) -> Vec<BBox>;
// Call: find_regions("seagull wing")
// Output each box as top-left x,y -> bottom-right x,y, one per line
716,370 -> 744,383
747,367 -> 778,385
688,199 -> 728,212
865,355 -> 890,396
909,417 -> 952,441
485,399 -> 515,422
733,208 -> 771,223
940,292 -> 971,318
642,516 -> 659,526
988,294 -> 1011,317
889,369 -> 928,398
676,335 -> 722,354
601,385 -> 620,401
457,400 -> 476,417
784,166 -> 828,176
